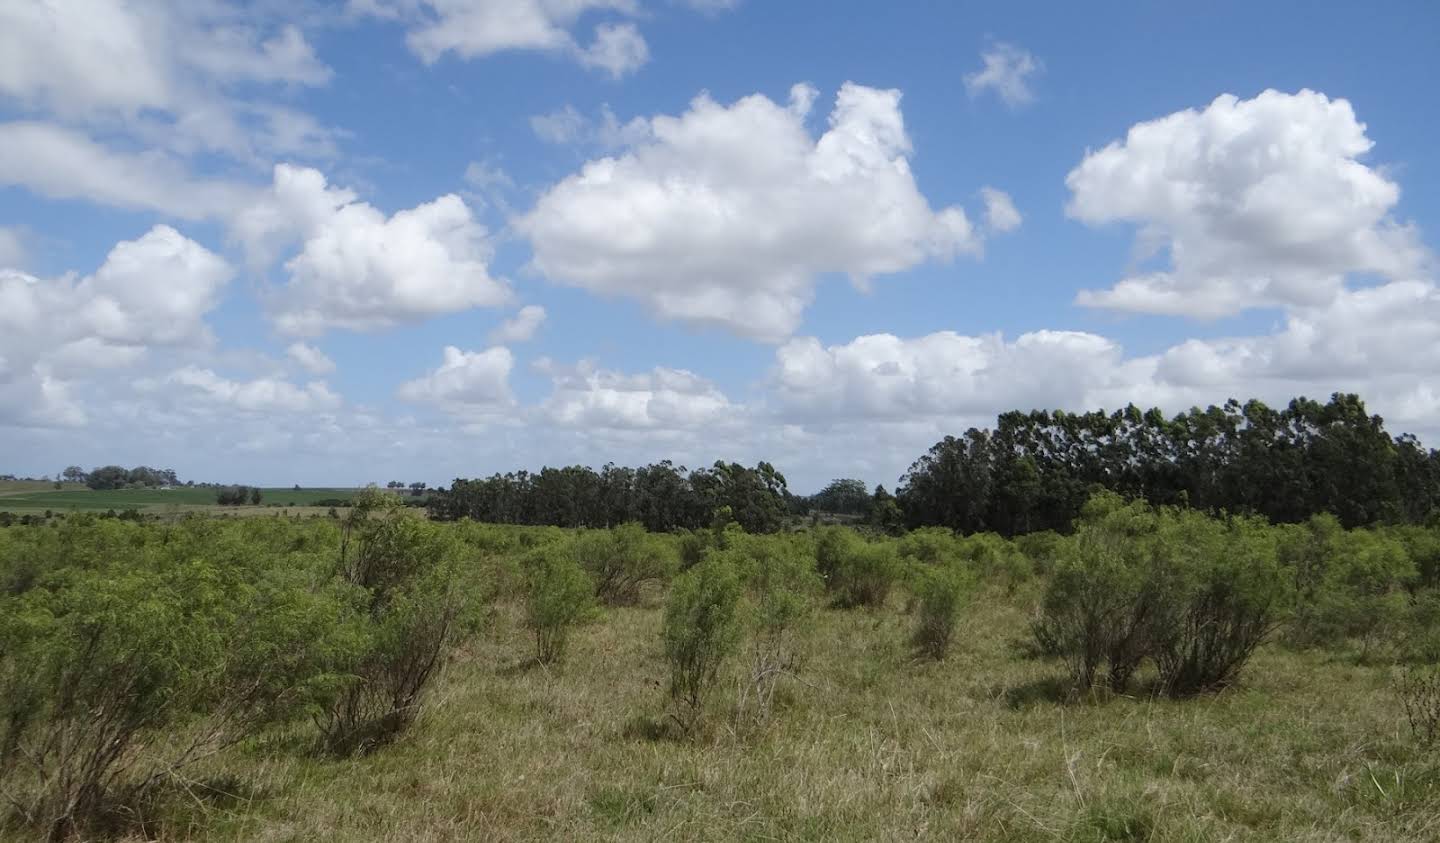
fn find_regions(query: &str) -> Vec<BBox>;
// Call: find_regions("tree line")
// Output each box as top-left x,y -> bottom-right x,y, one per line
430,394 -> 1440,538
896,393 -> 1440,536
72,465 -> 180,490
430,461 -> 792,533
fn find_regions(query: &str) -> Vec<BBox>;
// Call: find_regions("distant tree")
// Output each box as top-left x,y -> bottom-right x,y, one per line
868,485 -> 905,535
408,481 -> 427,497
250,487 -> 263,505
61,466 -> 87,484
86,465 -> 130,490
811,478 -> 871,516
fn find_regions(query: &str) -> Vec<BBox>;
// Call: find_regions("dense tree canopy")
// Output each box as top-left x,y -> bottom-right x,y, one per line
806,479 -> 872,516
897,394 -> 1440,536
83,465 -> 179,490
430,460 -> 792,533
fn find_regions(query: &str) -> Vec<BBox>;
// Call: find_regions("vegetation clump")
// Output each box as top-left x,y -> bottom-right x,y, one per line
522,545 -> 595,664
662,556 -> 743,733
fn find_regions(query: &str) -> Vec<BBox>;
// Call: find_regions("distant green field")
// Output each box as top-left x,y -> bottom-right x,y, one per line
0,485 -> 362,512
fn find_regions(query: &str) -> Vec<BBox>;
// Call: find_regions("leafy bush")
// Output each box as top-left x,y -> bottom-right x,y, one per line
1037,493 -> 1160,693
522,546 -> 595,663
910,562 -> 971,660
662,556 -> 743,733
1014,530 -> 1063,575
0,519 -> 354,838
319,491 -> 484,756
571,522 -> 675,605
817,528 -> 900,609
725,537 -> 821,724
957,532 -> 1031,588
1148,513 -> 1288,697
897,527 -> 960,566
1286,526 -> 1415,659
1037,496 -> 1290,697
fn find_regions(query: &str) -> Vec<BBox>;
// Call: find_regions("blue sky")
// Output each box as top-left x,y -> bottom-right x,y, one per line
2,0 -> 1438,492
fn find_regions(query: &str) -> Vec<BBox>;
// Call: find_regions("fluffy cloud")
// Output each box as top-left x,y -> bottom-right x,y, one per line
160,366 -> 341,413
0,122 -> 258,220
286,342 -> 336,375
1067,89 -> 1426,317
538,359 -> 736,431
772,330 -> 1125,423
0,226 -> 231,355
522,83 -> 1005,341
964,42 -> 1043,108
0,0 -> 171,116
238,165 -> 511,335
0,226 -> 233,427
490,305 -> 548,344
767,272 -> 1440,481
1114,280 -> 1440,416
398,345 -> 515,409
358,0 -> 649,76
0,1 -> 337,170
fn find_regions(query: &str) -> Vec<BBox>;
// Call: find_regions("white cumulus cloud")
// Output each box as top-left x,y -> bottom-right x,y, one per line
539,359 -> 736,431
0,226 -> 233,427
771,330 -> 1125,423
398,345 -> 515,409
521,82 -> 1006,342
358,0 -> 651,76
1067,89 -> 1427,317
237,164 -> 511,335
0,122 -> 259,220
162,366 -> 342,413
0,1 -> 338,172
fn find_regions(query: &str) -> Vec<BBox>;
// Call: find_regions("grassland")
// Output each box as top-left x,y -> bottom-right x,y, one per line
0,483 -> 361,513
129,585 -> 1437,842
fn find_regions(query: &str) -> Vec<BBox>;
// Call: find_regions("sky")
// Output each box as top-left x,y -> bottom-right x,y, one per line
2,1 -> 1439,493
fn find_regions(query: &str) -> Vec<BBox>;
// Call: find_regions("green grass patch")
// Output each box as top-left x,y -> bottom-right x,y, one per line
0,486 -> 362,511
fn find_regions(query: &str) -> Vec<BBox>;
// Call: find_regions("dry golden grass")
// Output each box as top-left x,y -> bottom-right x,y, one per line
116,587 -> 1439,842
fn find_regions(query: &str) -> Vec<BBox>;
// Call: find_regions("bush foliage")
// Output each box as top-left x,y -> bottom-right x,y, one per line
5,482 -> 1440,836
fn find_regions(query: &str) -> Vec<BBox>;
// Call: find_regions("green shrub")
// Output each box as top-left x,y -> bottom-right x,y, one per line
816,528 -> 900,609
957,532 -> 1031,588
1287,527 -> 1415,659
725,539 -> 821,724
1038,497 -> 1290,698
522,546 -> 595,663
897,527 -> 960,566
319,491 -> 485,755
572,522 -> 675,605
0,520 -> 355,838
662,556 -> 743,733
910,562 -> 971,660
1015,530 -> 1064,575
1037,493 -> 1159,693
1148,513 -> 1287,697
